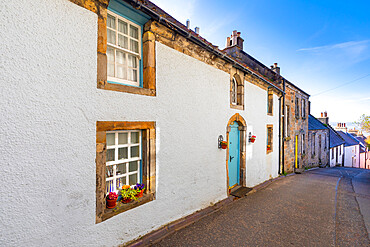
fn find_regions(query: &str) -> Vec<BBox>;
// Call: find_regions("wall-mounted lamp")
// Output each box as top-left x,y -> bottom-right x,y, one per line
249,132 -> 256,143
218,135 -> 227,149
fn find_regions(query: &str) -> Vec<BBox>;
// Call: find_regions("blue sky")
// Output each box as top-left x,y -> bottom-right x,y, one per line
152,0 -> 370,131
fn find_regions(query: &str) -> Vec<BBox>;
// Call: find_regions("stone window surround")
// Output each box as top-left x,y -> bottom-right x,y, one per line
96,121 -> 156,223
230,70 -> 244,110
266,124 -> 273,154
267,88 -> 273,116
97,2 -> 156,96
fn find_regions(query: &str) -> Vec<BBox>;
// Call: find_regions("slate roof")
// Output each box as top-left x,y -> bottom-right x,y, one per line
309,115 -> 328,130
327,125 -> 345,148
337,131 -> 360,147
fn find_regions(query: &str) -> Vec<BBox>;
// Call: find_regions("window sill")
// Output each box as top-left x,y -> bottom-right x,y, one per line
99,193 -> 155,223
266,150 -> 273,154
230,104 -> 244,110
98,81 -> 156,96
267,113 -> 273,116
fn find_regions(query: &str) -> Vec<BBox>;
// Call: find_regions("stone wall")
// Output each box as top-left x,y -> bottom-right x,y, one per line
307,129 -> 330,167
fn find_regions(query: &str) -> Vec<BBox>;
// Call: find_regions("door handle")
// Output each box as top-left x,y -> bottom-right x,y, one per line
230,156 -> 234,162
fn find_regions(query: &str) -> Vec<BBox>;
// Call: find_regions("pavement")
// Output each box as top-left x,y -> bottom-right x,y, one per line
152,167 -> 370,247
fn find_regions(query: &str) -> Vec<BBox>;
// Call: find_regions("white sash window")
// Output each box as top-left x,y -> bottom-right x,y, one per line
107,11 -> 141,86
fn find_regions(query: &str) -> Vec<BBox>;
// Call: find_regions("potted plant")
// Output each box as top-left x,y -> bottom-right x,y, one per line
134,183 -> 145,198
249,135 -> 256,143
121,185 -> 138,203
106,192 -> 118,209
220,141 -> 228,149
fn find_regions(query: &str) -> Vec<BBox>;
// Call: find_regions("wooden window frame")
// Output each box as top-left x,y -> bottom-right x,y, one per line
96,121 -> 156,223
266,125 -> 273,154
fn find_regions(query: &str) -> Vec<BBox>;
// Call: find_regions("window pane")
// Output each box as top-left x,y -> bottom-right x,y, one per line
106,180 -> 114,193
129,161 -> 138,172
106,149 -> 115,162
118,19 -> 127,34
106,133 -> 115,146
107,14 -> 116,29
131,132 -> 140,144
117,65 -> 126,79
108,63 -> 115,77
106,166 -> 114,178
129,173 -> 138,185
128,69 -> 137,82
118,34 -> 128,49
118,133 -> 128,144
131,146 -> 139,158
116,51 -> 125,65
130,25 -> 138,39
107,29 -> 116,45
128,55 -> 137,68
130,40 -> 139,53
117,177 -> 126,190
116,163 -> 126,175
118,147 -> 128,160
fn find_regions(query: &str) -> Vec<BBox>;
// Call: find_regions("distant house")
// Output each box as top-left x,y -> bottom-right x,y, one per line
317,112 -> 345,167
308,114 -> 329,167
350,132 -> 370,169
337,130 -> 361,168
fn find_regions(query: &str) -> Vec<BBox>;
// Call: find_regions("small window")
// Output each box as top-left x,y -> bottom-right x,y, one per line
267,89 -> 273,115
295,96 -> 299,119
230,74 -> 244,109
96,121 -> 156,223
231,77 -> 237,105
267,125 -> 273,153
105,130 -> 142,194
107,11 -> 141,86
301,99 -> 306,119
285,105 -> 290,137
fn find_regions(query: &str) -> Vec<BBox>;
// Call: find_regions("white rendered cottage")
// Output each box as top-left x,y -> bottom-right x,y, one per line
0,0 -> 283,246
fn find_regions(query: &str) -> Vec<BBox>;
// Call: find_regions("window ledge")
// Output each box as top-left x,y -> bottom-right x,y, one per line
100,193 -> 155,222
230,104 -> 244,110
266,150 -> 273,154
98,81 -> 156,96
267,113 -> 273,116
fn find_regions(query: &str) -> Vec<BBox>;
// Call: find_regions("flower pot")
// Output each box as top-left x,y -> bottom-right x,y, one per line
106,198 -> 117,208
221,144 -> 228,149
135,190 -> 144,198
122,198 -> 132,204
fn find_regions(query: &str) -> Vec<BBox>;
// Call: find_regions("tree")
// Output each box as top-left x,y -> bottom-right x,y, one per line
366,136 -> 370,149
354,114 -> 370,133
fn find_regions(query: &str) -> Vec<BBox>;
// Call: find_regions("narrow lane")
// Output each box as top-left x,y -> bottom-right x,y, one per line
153,167 -> 370,247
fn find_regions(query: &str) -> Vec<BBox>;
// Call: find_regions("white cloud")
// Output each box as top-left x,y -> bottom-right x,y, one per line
297,40 -> 370,52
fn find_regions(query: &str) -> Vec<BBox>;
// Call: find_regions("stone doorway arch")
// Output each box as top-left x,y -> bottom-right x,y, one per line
226,113 -> 247,193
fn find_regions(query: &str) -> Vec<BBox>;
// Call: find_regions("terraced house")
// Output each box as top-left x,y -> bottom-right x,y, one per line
1,0 -> 311,246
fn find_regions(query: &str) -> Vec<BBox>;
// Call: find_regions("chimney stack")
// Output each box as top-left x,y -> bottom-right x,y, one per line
225,30 -> 244,50
317,111 -> 329,125
271,63 -> 280,75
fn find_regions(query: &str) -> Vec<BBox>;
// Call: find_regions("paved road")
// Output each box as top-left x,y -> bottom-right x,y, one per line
153,167 -> 370,247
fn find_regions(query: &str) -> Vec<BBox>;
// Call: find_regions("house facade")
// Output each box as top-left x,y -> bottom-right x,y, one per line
223,40 -> 310,174
1,0 -> 286,246
337,129 -> 361,168
307,114 -> 329,167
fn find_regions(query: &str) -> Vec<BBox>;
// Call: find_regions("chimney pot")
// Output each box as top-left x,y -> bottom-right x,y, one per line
186,19 -> 190,29
195,27 -> 200,34
274,63 -> 278,68
321,112 -> 323,117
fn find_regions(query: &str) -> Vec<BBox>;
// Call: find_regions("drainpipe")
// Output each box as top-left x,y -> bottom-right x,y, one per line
278,94 -> 283,174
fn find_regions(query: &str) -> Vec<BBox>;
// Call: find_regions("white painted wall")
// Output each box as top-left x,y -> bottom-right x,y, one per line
343,145 -> 360,168
0,0 -> 280,246
329,144 -> 344,167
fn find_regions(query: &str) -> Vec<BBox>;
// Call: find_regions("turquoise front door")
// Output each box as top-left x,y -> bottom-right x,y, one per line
228,121 -> 240,188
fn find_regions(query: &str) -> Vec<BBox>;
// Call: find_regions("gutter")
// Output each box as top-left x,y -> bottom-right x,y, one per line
129,0 -> 285,95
